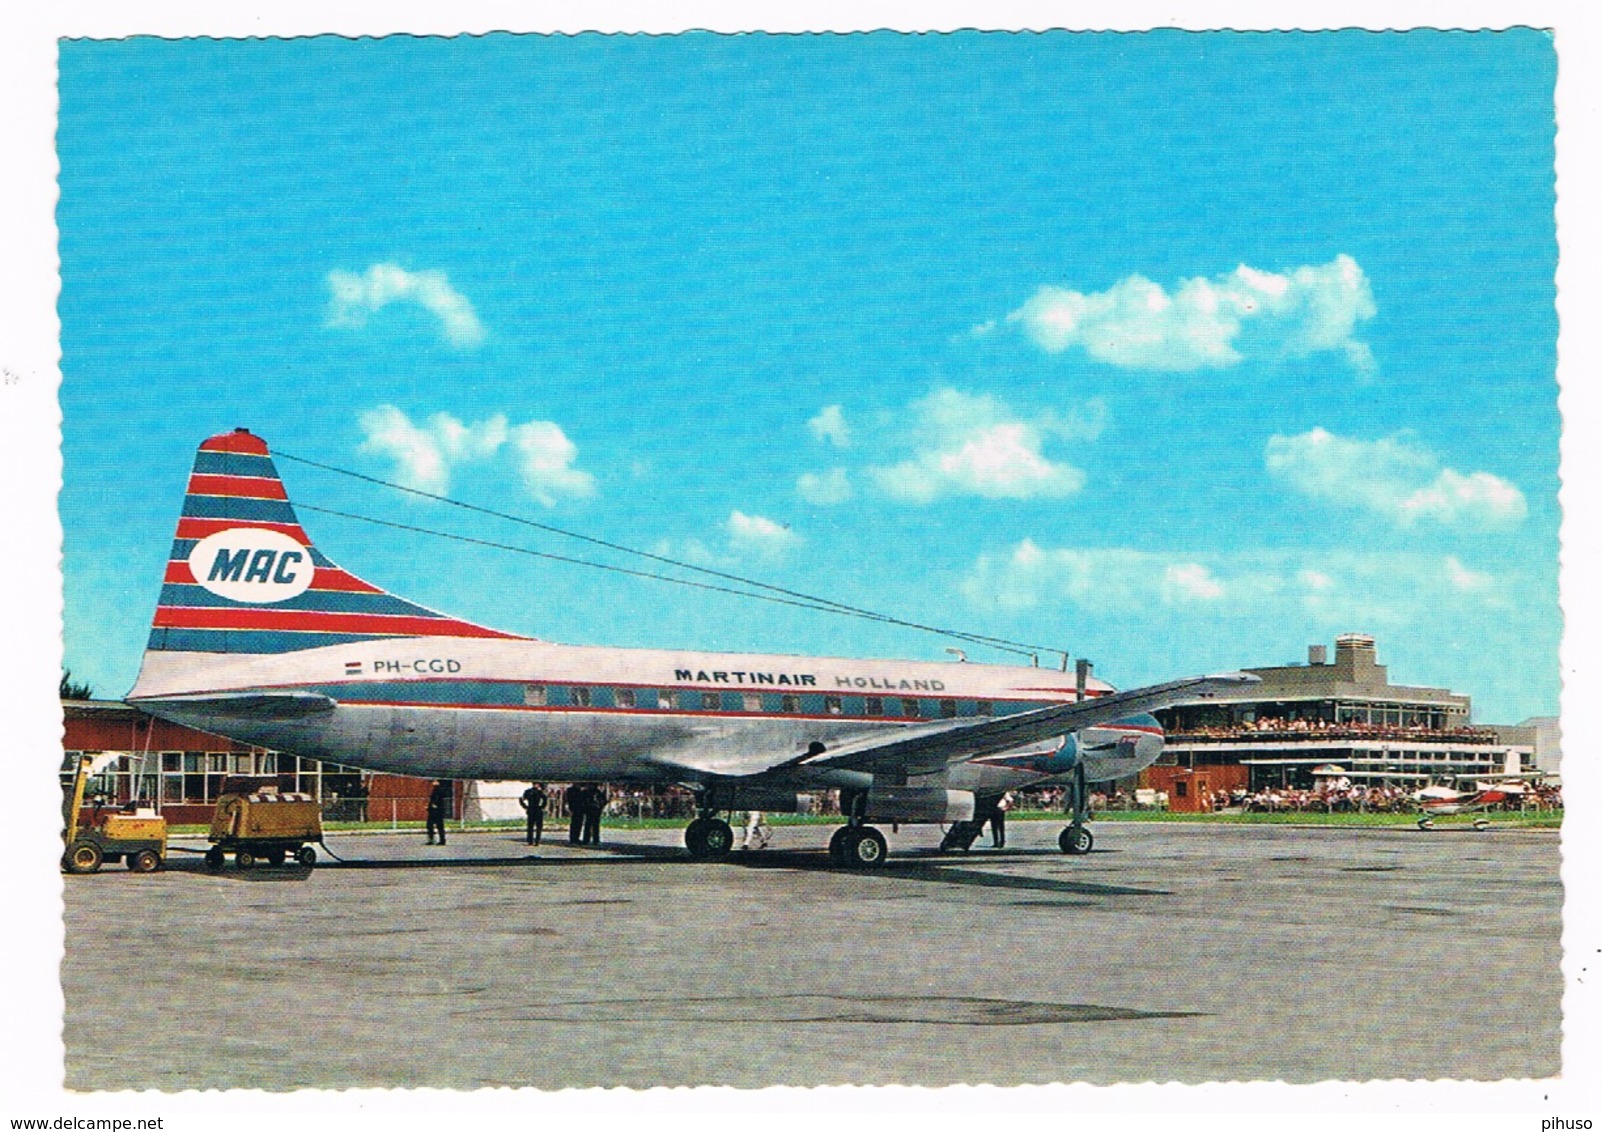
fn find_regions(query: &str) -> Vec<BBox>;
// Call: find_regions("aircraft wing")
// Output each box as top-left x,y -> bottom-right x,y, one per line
648,672 -> 1258,780
799,672 -> 1259,776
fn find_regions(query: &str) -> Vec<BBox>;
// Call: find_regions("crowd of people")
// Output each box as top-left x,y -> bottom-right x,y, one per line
1176,716 -> 1502,744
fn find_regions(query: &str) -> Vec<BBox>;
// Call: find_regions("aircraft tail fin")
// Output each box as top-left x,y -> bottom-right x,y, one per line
145,428 -> 522,655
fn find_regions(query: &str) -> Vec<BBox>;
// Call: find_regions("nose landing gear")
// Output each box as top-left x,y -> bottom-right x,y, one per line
1059,764 -> 1094,855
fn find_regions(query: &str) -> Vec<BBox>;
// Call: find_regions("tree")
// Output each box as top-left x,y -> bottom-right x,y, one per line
59,669 -> 94,700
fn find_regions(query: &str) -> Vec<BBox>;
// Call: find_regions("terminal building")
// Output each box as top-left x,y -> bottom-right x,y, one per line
1143,633 -> 1547,807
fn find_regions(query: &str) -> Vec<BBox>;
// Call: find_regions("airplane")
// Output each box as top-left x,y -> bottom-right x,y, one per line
126,428 -> 1259,868
1413,782 -> 1519,829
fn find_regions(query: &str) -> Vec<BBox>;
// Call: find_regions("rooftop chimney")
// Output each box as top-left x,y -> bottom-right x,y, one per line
1308,644 -> 1328,666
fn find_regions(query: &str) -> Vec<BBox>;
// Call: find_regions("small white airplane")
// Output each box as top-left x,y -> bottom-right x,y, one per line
128,428 -> 1258,867
1413,782 -> 1519,830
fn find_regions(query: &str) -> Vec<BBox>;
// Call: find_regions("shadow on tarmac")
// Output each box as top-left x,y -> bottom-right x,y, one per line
162,835 -> 1170,897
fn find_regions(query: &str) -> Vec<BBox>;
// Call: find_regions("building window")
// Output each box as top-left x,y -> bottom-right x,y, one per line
208,752 -> 227,773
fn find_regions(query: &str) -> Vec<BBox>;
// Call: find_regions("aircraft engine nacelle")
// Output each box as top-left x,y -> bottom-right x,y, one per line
727,788 -> 817,815
864,786 -> 975,825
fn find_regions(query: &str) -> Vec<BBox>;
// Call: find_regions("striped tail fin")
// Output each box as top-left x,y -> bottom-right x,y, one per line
146,428 -> 523,654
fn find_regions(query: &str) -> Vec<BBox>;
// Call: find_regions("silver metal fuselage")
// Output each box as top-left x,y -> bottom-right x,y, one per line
129,636 -> 1161,792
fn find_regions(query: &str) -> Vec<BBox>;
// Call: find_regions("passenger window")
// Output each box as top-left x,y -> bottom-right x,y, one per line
902,698 -> 919,718
658,690 -> 677,710
616,688 -> 636,708
976,701 -> 993,717
940,699 -> 957,718
573,686 -> 592,708
702,692 -> 720,711
743,693 -> 762,712
523,685 -> 548,706
825,695 -> 843,715
865,697 -> 883,716
781,694 -> 800,713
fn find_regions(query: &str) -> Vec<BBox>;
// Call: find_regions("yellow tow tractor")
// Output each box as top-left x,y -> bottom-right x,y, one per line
61,752 -> 168,874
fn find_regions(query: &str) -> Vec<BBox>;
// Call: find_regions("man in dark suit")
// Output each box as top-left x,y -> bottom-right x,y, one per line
565,782 -> 583,844
426,780 -> 452,846
519,782 -> 547,846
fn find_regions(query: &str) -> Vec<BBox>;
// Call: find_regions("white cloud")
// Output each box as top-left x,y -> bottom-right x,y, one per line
797,468 -> 853,505
1163,563 -> 1226,602
866,388 -> 1086,503
358,405 -> 594,507
1005,255 -> 1376,373
727,510 -> 800,560
808,405 -> 851,448
358,406 -> 505,494
1444,556 -> 1495,594
327,263 -> 486,348
510,421 -> 597,507
964,542 -> 1509,625
1265,427 -> 1527,530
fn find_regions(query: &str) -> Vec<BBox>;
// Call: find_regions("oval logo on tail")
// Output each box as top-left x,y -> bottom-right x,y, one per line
188,528 -> 314,604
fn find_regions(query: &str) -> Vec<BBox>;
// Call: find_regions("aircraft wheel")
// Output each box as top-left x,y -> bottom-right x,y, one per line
842,826 -> 887,868
828,825 -> 855,864
128,849 -> 161,873
204,847 -> 225,870
1417,817 -> 1435,831
685,818 -> 733,859
265,848 -> 286,866
64,841 -> 103,874
235,850 -> 256,869
296,846 -> 318,866
1473,818 -> 1491,831
1059,825 -> 1094,855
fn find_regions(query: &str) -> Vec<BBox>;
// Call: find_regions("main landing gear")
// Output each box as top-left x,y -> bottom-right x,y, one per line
1059,764 -> 1094,855
684,813 -> 735,859
828,789 -> 889,869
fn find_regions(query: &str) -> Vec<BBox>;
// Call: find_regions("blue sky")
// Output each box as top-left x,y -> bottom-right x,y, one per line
56,30 -> 1559,723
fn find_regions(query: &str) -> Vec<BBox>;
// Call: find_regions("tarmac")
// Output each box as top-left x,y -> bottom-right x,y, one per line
61,819 -> 1562,1090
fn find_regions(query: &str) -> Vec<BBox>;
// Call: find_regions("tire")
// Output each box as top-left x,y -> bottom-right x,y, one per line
265,848 -> 286,866
1417,817 -> 1435,831
1060,825 -> 1094,855
296,846 -> 317,866
828,825 -> 855,864
128,849 -> 161,873
684,817 -> 709,857
700,819 -> 733,858
844,826 -> 887,868
64,841 -> 103,875
1473,818 -> 1491,831
235,849 -> 256,869
204,847 -> 225,870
